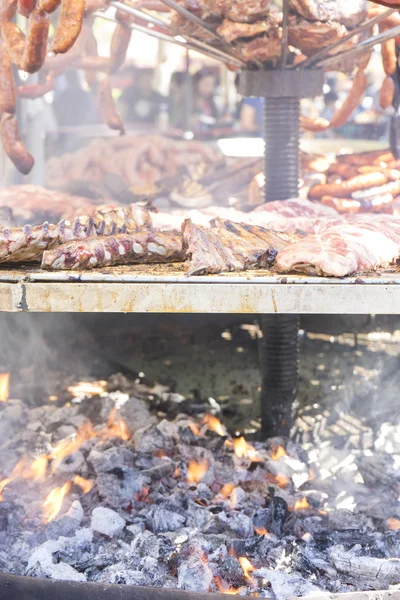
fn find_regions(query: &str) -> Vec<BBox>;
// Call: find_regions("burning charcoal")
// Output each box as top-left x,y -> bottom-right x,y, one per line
52,425 -> 77,441
88,447 -> 135,474
329,544 -> 400,586
327,509 -> 373,532
219,554 -> 244,587
195,483 -> 214,503
140,555 -> 167,586
255,568 -> 322,600
141,461 -> 177,481
254,507 -> 273,533
178,554 -> 213,592
131,530 -> 163,560
55,450 -> 86,475
228,513 -> 254,538
134,424 -> 177,453
96,564 -> 147,585
118,397 -> 156,434
91,507 -> 126,537
27,539 -> 86,581
151,508 -> 186,533
126,523 -> 145,537
271,497 -> 288,537
96,467 -> 147,507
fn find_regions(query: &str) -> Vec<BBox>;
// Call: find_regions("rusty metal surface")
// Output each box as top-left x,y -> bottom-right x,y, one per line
0,264 -> 400,313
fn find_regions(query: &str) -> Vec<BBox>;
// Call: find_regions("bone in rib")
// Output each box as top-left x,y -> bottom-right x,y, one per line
41,231 -> 185,270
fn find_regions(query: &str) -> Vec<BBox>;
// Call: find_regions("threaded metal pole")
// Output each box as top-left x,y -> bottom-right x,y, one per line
260,314 -> 299,437
264,97 -> 300,201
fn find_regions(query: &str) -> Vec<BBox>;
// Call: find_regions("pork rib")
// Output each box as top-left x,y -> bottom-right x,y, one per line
183,217 -> 297,276
41,231 -> 185,270
276,216 -> 400,277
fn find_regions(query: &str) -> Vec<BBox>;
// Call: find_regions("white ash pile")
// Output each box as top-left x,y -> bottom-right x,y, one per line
0,374 -> 399,599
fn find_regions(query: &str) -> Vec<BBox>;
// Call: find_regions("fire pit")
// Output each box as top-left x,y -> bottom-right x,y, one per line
0,324 -> 399,600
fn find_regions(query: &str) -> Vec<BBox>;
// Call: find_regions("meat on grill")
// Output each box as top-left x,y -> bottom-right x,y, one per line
289,0 -> 367,30
41,231 -> 185,270
276,216 -> 400,277
217,15 -> 280,43
288,16 -> 348,55
254,197 -> 337,219
238,29 -> 282,63
182,217 -> 297,276
0,185 -> 96,222
210,0 -> 271,22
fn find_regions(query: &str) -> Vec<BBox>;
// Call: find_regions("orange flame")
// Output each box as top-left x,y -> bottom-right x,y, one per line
239,557 -> 255,586
42,481 -> 71,522
0,373 -> 9,403
187,460 -> 208,484
189,423 -> 200,436
203,414 -> 226,437
387,518 -> 400,530
220,483 -> 235,498
67,380 -> 107,398
294,497 -> 310,511
0,455 -> 48,500
106,407 -> 130,441
233,437 -> 259,462
73,475 -> 94,494
254,526 -> 269,536
274,474 -> 290,488
270,445 -> 286,460
216,578 -> 242,595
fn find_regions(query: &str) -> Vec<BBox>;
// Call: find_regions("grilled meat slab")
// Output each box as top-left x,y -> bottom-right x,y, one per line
41,231 -> 185,270
239,29 -> 282,62
289,0 -> 367,29
288,16 -> 348,55
183,217 -> 297,276
210,0 -> 271,22
217,16 -> 279,43
276,216 -> 400,277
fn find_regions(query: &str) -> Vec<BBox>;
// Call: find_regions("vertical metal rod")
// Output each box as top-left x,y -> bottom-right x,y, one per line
184,49 -> 191,131
260,315 -> 300,437
263,96 -> 300,202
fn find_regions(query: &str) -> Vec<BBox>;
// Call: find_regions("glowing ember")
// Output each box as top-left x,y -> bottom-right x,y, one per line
73,475 -> 94,494
106,407 -> 130,441
294,497 -> 310,510
0,373 -> 9,403
42,481 -> 71,522
216,578 -> 241,595
187,460 -> 208,484
233,437 -> 259,461
189,423 -> 200,436
67,380 -> 107,398
274,474 -> 290,488
220,483 -> 235,498
270,445 -> 286,460
239,557 -> 255,585
229,488 -> 239,509
173,467 -> 181,478
254,526 -> 269,536
387,518 -> 400,530
203,414 -> 226,436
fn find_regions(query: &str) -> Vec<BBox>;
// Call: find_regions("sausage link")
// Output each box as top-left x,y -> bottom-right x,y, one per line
1,21 -> 25,67
109,22 -> 131,74
17,0 -> 36,17
381,34 -> 397,76
309,172 -> 389,199
380,75 -> 395,109
21,8 -> 49,73
17,73 -> 54,98
98,76 -> 125,135
321,196 -> 363,214
329,68 -> 367,129
0,0 -> 17,20
0,113 -> 34,174
51,0 -> 84,54
326,163 -> 359,180
0,39 -> 16,114
37,0 -> 61,12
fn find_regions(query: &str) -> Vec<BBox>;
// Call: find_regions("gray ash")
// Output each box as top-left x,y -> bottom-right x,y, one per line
0,376 -> 399,599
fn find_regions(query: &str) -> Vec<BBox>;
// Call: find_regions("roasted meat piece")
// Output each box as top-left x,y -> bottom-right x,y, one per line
238,29 -> 282,63
288,16 -> 347,56
276,215 -> 400,277
289,0 -> 367,29
41,231 -> 185,270
217,11 -> 281,42
183,217 -> 296,275
210,0 -> 271,22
